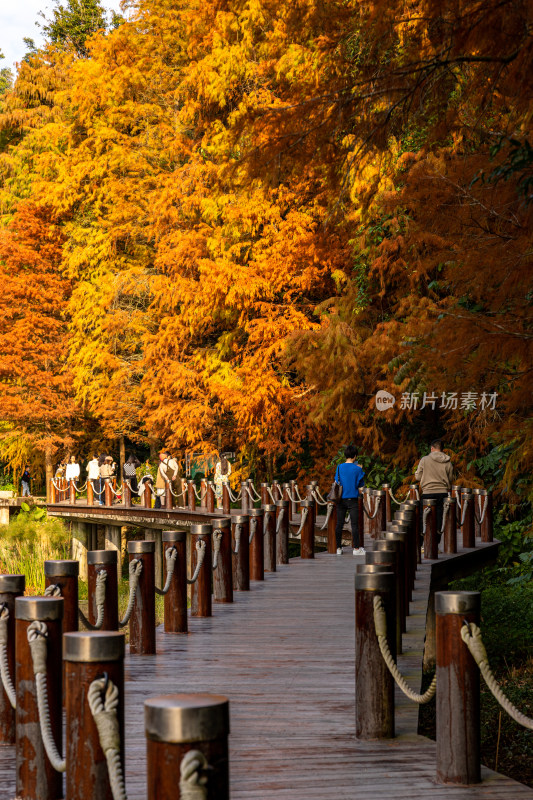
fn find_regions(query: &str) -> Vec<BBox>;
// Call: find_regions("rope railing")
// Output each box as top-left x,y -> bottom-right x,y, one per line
74,481 -> 88,493
124,479 -> 142,497
249,517 -> 257,544
373,596 -> 437,704
474,494 -> 488,525
387,486 -> 411,505
27,620 -> 66,773
275,508 -> 285,534
179,749 -> 209,800
440,497 -> 452,533
363,495 -> 382,520
187,541 -> 207,584
155,548 -> 178,596
293,485 -> 303,502
232,524 -> 242,555
193,486 -> 207,502
266,486 -> 277,503
458,497 -> 468,528
263,511 -> 271,532
461,622 -> 533,730
166,480 -> 187,499
107,481 -> 124,498
212,531 -> 223,570
455,492 -> 463,512
320,502 -> 333,531
0,605 -> 16,709
421,505 -> 432,535
226,485 -> 242,502
294,507 -> 308,538
43,584 -> 61,598
89,479 -> 105,497
119,559 -> 143,628
88,676 -> 128,800
311,490 -> 328,507
78,569 -> 107,630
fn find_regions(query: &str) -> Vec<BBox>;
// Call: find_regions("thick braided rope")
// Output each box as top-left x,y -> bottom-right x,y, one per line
155,547 -> 178,596
124,479 -> 141,497
79,570 -> 108,630
119,559 -> 143,628
388,486 -> 410,505
364,495 -> 382,520
90,479 -> 106,497
474,494 -> 488,525
458,497 -> 468,527
212,531 -> 223,570
166,481 -> 187,499
294,507 -> 308,537
74,481 -> 87,493
27,621 -> 66,773
187,540 -> 207,584
0,605 -> 16,709
440,498 -> 452,533
263,511 -> 271,533
266,486 -> 277,503
193,486 -> 207,501
51,478 -> 64,492
107,481 -> 123,497
373,596 -> 437,704
313,487 -> 329,505
88,677 -> 127,800
293,485 -> 303,502
320,502 -> 333,531
44,584 -> 61,597
456,492 -> 463,512
232,524 -> 242,555
311,490 -> 328,507
249,517 -> 257,544
248,482 -> 262,502
179,749 -> 209,800
461,623 -> 533,730
275,508 -> 285,534
422,506 -> 432,535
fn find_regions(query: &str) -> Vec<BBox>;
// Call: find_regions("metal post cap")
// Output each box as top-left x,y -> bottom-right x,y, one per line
387,521 -> 410,532
310,480 -> 319,487
299,499 -> 313,508
472,488 -> 488,495
435,591 -> 480,615
44,560 -> 79,577
0,575 -> 25,593
87,550 -> 118,565
354,572 -> 395,592
461,488 -> 473,495
409,483 -> 419,489
373,489 -> 386,497
422,498 -> 438,506
365,550 -> 395,566
356,564 -> 392,575
63,631 -> 125,662
261,483 -> 269,487
211,518 -> 231,529
275,500 -> 289,508
162,531 -> 186,543
145,694 -> 230,744
385,531 -> 407,543
128,540 -> 155,554
233,515 -> 249,524
15,596 -> 64,621
375,539 -> 401,552
283,482 -> 291,488
249,508 -> 264,517
381,483 -> 391,489
262,504 -> 277,512
191,524 -> 213,536
452,484 -> 462,491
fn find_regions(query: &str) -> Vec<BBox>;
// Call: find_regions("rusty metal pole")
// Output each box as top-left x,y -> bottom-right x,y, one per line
443,497 -> 457,554
299,499 -> 314,559
327,502 -> 337,554
222,482 -> 230,515
354,572 -> 396,740
191,524 -> 212,617
481,490 -> 493,542
275,499 -> 289,565
263,504 -> 277,573
206,482 -> 216,514
145,693 -> 230,800
64,631 -> 125,800
162,531 -> 187,633
461,489 -> 475,548
436,591 -> 481,785
231,515 -> 250,591
249,509 -> 264,581
128,540 -> 156,655
15,596 -> 63,800
87,550 -> 119,631
382,484 -> 392,523
188,480 -> 196,511
366,547 -> 402,655
212,518 -> 233,603
0,575 -> 25,745
423,498 -> 439,560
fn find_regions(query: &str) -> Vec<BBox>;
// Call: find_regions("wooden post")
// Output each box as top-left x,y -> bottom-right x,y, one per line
44,559 -> 79,635
164,481 -> 174,510
231,515 -> 250,591
357,496 -> 364,549
260,483 -> 269,506
206,482 -> 216,514
240,481 -> 249,513
393,511 -> 416,598
263,504 -> 277,573
104,478 -> 113,507
87,479 -> 94,505
187,480 -> 196,511
0,575 -> 25,745
144,480 -> 153,509
461,489 -> 475,548
69,478 -> 76,504
87,550 -> 119,631
144,529 -> 163,590
190,524 -> 212,617
382,483 -> 392,523
222,483 -> 230,515
64,631 -> 125,800
443,496 -> 457,554
145,693 -> 230,800
354,572 -> 395,739
451,484 -> 462,539
123,481 -> 132,507
367,546 -> 403,655
15,596 -> 63,800
327,502 -> 337,554
128,540 -> 156,655
212,518 -> 233,603
200,478 -> 207,508
275,499 -> 289,565
299,499 -> 314,559
384,529 -> 409,626
105,524 -> 122,579
72,520 -> 89,581
436,591 -> 481,785
283,483 -> 292,521
249,509 -> 264,581
49,477 -> 57,504
480,490 -> 493,542
289,480 -> 298,517
162,531 -> 188,633
423,498 -> 438,560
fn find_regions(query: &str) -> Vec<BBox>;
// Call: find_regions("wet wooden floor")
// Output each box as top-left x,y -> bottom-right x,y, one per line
1,549 -> 532,799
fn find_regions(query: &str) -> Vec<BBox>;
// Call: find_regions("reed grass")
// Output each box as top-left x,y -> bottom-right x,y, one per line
0,511 -> 70,595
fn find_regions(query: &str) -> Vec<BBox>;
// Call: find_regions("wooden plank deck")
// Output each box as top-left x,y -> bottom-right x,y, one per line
1,549 -> 532,799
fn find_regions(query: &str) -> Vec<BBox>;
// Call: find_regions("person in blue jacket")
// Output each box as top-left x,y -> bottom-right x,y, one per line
334,445 -> 365,555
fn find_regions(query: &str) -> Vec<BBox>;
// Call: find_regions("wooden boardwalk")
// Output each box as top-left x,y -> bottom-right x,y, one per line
1,550 -> 532,799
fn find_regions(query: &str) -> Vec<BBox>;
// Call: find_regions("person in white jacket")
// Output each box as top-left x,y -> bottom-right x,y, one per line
65,456 -> 80,483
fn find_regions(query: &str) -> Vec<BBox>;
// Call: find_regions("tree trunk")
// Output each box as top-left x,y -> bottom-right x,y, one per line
119,435 -> 126,484
45,451 -> 54,503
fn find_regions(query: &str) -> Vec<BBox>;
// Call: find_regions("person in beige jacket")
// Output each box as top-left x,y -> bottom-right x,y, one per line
414,439 -> 453,536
